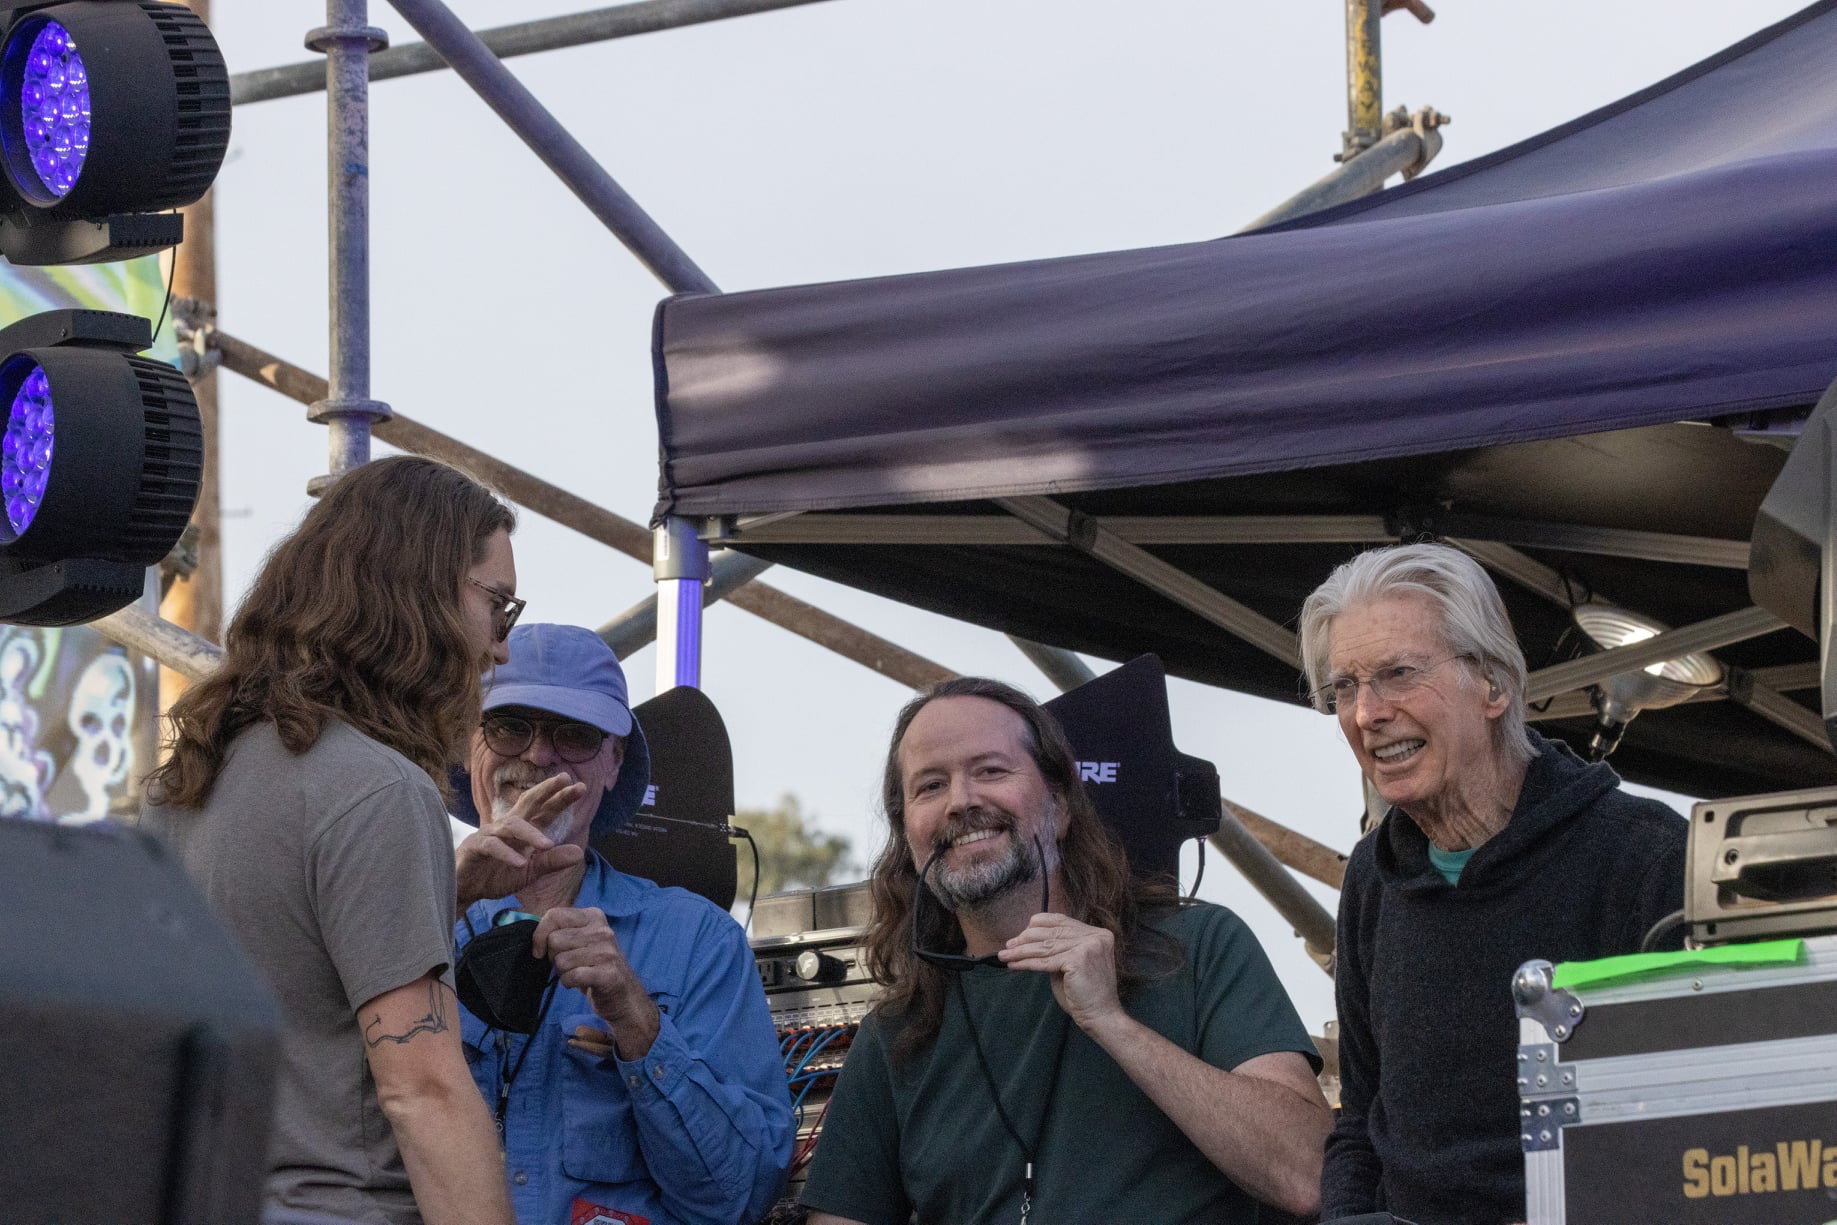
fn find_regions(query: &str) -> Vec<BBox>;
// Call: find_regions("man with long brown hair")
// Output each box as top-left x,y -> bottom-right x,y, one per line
801,677 -> 1330,1225
142,456 -> 539,1225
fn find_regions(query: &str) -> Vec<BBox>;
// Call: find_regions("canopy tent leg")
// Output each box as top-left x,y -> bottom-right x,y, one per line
654,519 -> 712,690
602,552 -> 773,659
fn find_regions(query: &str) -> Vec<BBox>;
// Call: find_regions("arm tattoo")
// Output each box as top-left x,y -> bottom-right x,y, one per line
364,981 -> 449,1047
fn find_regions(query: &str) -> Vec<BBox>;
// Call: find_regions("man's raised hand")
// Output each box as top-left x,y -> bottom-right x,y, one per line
535,906 -> 660,1060
998,911 -> 1125,1032
455,773 -> 588,908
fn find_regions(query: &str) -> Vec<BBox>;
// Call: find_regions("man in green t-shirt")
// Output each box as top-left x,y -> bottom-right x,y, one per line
802,677 -> 1329,1225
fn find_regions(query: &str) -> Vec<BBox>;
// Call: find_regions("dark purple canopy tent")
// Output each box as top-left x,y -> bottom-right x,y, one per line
653,1 -> 1837,799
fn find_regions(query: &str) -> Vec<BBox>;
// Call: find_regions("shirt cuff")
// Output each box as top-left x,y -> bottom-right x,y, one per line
612,1011 -> 688,1097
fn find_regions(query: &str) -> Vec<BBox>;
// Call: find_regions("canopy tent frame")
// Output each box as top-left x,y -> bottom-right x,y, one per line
91,0 -> 1469,955
647,0 -> 1837,801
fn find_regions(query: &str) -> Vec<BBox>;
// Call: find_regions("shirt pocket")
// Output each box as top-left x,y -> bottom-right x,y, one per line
559,1009 -> 648,1187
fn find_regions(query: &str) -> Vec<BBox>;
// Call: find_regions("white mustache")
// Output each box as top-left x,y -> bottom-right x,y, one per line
491,763 -> 584,843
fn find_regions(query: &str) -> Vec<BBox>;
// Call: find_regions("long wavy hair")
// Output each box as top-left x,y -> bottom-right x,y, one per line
147,456 -> 515,807
864,676 -> 1181,1056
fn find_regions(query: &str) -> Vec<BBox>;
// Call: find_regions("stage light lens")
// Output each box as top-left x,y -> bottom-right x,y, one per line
2,365 -> 55,534
14,21 -> 89,199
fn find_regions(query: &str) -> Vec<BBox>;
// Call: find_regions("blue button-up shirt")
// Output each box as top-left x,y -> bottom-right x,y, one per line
457,854 -> 792,1225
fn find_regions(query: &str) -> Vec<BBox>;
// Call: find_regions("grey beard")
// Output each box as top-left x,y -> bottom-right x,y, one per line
928,826 -> 1037,913
491,764 -> 581,845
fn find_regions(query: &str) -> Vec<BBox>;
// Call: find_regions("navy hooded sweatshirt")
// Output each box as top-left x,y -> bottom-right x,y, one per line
1321,733 -> 1686,1224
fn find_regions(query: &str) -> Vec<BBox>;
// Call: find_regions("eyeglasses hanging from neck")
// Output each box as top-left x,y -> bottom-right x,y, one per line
910,832 -> 1051,970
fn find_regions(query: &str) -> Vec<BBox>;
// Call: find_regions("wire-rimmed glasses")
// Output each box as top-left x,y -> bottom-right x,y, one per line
1315,654 -> 1471,714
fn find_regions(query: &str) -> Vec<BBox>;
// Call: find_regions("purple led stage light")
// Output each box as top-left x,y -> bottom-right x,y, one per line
1,364 -> 54,535
13,21 -> 89,200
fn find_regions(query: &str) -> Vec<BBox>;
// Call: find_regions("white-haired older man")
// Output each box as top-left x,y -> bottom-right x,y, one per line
1300,543 -> 1685,1225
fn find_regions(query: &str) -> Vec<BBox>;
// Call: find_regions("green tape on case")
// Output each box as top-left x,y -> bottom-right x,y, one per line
1551,938 -> 1806,992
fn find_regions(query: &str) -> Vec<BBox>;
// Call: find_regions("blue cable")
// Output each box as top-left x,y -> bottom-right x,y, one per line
790,1026 -> 844,1079
781,1028 -> 816,1065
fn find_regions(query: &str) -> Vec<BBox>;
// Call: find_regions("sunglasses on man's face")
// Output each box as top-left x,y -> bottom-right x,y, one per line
910,831 -> 1050,970
467,576 -> 526,642
479,714 -> 607,764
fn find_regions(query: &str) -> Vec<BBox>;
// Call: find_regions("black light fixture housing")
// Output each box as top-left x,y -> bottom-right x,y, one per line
0,307 -> 200,624
0,0 -> 229,265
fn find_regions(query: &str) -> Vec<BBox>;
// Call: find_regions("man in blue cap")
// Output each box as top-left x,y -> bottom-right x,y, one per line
451,623 -> 793,1225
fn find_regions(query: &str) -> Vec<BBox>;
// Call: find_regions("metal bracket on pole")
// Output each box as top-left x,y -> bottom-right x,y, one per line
1390,105 -> 1448,180
654,517 -> 713,691
173,298 -> 221,383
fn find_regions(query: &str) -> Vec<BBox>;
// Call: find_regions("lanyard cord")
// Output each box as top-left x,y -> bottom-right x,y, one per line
953,976 -> 1073,1220
457,907 -> 561,1136
493,976 -> 559,1133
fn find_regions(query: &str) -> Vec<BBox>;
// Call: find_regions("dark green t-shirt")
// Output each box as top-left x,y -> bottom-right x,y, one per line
800,902 -> 1317,1225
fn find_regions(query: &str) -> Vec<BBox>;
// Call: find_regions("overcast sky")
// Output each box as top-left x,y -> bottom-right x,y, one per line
206,0 -> 1810,1028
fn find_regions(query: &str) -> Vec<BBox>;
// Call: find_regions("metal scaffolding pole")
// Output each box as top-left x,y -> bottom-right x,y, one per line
384,0 -> 716,295
1342,0 -> 1383,161
308,1 -> 392,483
226,0 -> 1365,946
379,0 -> 722,686
232,0 -> 837,106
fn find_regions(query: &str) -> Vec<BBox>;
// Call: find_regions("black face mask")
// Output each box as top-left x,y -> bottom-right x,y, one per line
455,917 -> 554,1034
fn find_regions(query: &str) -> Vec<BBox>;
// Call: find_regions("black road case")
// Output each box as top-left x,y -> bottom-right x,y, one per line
1516,937 -> 1837,1224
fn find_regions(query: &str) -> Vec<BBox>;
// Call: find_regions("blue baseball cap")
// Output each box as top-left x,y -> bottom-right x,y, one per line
451,623 -> 652,839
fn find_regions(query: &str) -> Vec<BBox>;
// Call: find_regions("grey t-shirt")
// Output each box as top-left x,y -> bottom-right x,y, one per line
141,719 -> 457,1225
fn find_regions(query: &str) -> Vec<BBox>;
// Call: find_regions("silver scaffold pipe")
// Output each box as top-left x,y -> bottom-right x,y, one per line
1240,114 -> 1445,233
232,0 -> 836,106
385,0 -> 717,294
